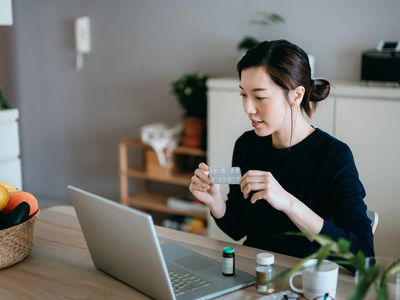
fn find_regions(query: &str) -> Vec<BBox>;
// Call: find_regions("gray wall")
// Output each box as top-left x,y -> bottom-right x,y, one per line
4,0 -> 400,202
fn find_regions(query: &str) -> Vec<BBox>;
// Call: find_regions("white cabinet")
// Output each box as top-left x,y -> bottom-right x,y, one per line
332,93 -> 400,258
0,108 -> 22,189
0,0 -> 13,26
207,80 -> 250,242
207,79 -> 400,257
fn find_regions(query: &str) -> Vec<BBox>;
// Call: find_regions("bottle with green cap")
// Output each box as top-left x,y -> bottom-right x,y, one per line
222,247 -> 235,276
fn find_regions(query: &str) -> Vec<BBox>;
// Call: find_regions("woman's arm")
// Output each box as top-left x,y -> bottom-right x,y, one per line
318,143 -> 374,257
284,193 -> 324,233
241,170 -> 324,235
240,143 -> 374,256
211,138 -> 249,241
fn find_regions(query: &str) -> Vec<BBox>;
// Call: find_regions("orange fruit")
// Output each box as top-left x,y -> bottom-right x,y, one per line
0,185 -> 10,211
2,191 -> 39,217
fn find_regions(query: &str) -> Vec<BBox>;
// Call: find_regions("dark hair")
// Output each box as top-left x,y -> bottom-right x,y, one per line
237,40 -> 330,117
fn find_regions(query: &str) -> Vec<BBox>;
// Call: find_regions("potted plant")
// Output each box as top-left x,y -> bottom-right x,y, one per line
171,72 -> 208,149
238,12 -> 285,55
274,232 -> 400,300
0,88 -> 12,110
238,36 -> 260,52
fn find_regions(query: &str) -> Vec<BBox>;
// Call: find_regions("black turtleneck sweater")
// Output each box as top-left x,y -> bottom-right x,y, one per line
213,128 -> 374,258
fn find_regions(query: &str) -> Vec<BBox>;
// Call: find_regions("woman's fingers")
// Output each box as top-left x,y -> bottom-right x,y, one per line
242,182 -> 266,199
240,170 -> 270,184
198,162 -> 209,171
240,171 -> 269,191
239,170 -> 273,200
250,191 -> 267,204
190,175 -> 210,192
189,163 -> 226,211
194,168 -> 212,185
240,174 -> 266,187
242,170 -> 270,177
189,187 -> 210,205
189,163 -> 212,195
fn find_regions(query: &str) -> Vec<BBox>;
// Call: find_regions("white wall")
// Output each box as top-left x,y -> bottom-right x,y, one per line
3,0 -> 400,202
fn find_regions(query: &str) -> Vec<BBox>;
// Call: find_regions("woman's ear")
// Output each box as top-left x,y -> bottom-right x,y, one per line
289,86 -> 305,106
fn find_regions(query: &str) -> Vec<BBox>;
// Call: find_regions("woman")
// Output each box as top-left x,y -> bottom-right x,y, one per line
189,40 -> 374,258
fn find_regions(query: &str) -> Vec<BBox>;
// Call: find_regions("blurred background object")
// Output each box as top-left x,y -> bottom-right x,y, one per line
0,0 -> 13,26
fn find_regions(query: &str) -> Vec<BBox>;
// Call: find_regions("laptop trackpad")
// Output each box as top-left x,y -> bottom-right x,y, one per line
174,255 -> 215,271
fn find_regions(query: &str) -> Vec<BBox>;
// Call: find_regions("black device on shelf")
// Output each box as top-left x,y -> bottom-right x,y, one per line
361,49 -> 400,83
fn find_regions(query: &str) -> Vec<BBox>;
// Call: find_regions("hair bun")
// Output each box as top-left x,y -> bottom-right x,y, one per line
310,79 -> 330,102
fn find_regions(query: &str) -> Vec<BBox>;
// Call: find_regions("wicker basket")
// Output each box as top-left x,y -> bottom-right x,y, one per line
0,211 -> 38,269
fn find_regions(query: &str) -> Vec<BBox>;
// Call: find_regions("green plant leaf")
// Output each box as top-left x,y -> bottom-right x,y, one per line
249,12 -> 285,26
171,72 -> 208,117
337,238 -> 351,253
376,287 -> 388,300
329,258 -> 353,266
272,253 -> 317,284
268,13 -> 285,23
238,36 -> 260,50
348,266 -> 380,300
376,275 -> 388,300
385,259 -> 400,277
249,20 -> 269,26
0,88 -> 12,110
315,244 -> 333,269
351,252 -> 367,275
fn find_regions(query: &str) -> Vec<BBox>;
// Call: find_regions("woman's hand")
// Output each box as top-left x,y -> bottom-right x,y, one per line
241,170 -> 324,234
240,170 -> 292,212
189,163 -> 226,218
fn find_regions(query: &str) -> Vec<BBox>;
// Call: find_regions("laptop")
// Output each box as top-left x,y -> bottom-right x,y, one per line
67,186 -> 254,300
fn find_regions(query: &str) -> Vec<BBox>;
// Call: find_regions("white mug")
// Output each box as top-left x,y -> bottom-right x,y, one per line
289,259 -> 338,300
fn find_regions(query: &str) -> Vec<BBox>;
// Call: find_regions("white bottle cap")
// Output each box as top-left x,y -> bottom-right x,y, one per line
257,252 -> 274,265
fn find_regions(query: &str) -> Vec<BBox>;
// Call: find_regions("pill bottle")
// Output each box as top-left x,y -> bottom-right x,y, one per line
222,247 -> 235,276
255,252 -> 275,294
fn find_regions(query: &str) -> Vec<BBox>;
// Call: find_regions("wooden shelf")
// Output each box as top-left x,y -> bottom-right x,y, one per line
120,138 -> 206,157
121,168 -> 192,186
119,137 -> 208,234
122,193 -> 207,220
173,145 -> 206,157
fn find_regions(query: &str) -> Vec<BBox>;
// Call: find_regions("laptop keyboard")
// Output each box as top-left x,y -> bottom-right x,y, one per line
167,264 -> 211,296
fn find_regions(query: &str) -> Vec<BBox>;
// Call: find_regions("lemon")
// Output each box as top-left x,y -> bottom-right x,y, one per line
0,181 -> 18,193
0,185 -> 10,211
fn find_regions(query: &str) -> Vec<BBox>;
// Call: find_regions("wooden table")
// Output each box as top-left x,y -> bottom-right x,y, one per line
0,206 -> 356,299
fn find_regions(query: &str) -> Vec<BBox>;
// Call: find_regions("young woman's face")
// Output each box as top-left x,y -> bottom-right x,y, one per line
239,66 -> 291,137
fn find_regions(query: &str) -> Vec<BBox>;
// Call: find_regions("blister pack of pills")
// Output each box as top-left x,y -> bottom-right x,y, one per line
209,167 -> 241,185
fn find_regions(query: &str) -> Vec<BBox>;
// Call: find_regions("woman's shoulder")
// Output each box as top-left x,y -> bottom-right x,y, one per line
315,128 -> 349,149
314,128 -> 354,161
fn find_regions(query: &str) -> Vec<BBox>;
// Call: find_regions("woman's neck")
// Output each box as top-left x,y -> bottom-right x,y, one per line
272,114 -> 314,149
